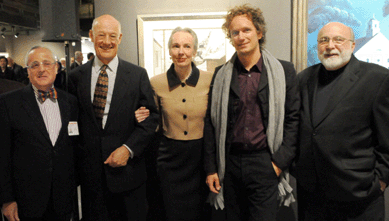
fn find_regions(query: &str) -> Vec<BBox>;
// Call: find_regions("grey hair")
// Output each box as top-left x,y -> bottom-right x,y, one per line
25,46 -> 56,66
75,51 -> 83,59
168,27 -> 198,52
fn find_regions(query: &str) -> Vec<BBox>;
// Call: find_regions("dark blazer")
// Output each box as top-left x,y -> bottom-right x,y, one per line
11,63 -> 27,84
204,55 -> 300,174
0,85 -> 78,217
0,67 -> 15,81
295,55 -> 389,202
70,62 -> 79,70
68,58 -> 158,193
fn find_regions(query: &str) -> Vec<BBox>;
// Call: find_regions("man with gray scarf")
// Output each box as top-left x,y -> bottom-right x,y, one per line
204,4 -> 300,220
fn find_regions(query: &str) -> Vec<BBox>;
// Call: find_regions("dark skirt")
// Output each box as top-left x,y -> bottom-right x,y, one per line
157,136 -> 206,221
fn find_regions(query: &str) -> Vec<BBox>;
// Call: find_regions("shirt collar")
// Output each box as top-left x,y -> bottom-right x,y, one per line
167,62 -> 200,88
235,53 -> 263,74
93,55 -> 119,73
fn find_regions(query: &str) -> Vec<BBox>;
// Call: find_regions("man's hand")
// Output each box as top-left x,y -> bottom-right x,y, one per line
135,106 -> 150,123
2,201 -> 19,221
104,145 -> 131,167
272,162 -> 282,177
206,173 -> 221,194
379,180 -> 387,192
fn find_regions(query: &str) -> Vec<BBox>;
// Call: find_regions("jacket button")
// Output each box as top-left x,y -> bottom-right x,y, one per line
181,83 -> 185,87
182,99 -> 186,102
183,115 -> 187,119
184,131 -> 188,135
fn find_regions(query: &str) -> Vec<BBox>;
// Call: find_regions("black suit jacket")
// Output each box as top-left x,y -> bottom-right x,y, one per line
11,63 -> 27,84
204,54 -> 300,174
295,55 -> 389,201
0,86 -> 78,217
0,67 -> 15,81
70,62 -> 79,70
68,58 -> 158,194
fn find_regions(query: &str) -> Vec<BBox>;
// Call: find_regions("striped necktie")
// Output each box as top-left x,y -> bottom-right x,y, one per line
92,65 -> 108,128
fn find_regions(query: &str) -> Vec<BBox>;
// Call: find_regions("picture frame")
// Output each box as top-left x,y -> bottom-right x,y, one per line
292,0 -> 389,73
137,12 -> 235,78
291,0 -> 308,74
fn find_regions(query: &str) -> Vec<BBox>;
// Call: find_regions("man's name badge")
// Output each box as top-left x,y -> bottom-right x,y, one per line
68,121 -> 79,136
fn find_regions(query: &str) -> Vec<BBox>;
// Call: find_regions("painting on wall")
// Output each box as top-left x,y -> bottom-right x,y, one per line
137,12 -> 235,78
307,0 -> 389,69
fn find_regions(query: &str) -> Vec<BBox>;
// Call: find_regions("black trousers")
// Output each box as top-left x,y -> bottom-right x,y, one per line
297,184 -> 385,221
16,190 -> 72,221
224,149 -> 279,221
81,173 -> 148,221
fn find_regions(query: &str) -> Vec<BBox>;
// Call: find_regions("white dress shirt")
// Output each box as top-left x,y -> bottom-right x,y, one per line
33,85 -> 62,146
91,56 -> 133,157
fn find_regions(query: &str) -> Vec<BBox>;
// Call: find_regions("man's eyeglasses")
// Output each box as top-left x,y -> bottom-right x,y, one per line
27,61 -> 56,70
317,36 -> 353,45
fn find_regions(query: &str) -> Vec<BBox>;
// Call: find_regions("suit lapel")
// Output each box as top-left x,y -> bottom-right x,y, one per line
313,56 -> 360,127
307,66 -> 319,126
78,62 -> 100,128
230,67 -> 240,98
257,64 -> 268,102
21,86 -> 52,144
56,90 -> 70,145
104,59 -> 130,130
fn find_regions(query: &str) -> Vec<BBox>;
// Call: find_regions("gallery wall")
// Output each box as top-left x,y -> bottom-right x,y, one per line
94,0 -> 293,65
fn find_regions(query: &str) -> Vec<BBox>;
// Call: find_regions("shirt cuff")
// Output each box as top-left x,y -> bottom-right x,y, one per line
123,144 -> 134,159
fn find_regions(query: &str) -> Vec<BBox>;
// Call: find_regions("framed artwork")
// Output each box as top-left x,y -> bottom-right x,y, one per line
292,0 -> 389,73
137,12 -> 235,78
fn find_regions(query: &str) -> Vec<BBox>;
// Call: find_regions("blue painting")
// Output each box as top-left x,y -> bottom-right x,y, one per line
307,0 -> 389,68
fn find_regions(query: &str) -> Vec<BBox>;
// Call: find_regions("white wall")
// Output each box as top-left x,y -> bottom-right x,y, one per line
94,0 -> 292,65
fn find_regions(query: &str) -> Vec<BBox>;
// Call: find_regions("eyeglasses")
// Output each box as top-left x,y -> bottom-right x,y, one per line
27,61 -> 56,70
317,36 -> 353,45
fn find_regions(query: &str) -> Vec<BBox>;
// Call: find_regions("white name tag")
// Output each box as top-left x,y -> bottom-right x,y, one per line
68,121 -> 79,136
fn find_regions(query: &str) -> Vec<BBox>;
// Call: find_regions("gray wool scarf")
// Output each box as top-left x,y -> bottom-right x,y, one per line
207,49 -> 295,210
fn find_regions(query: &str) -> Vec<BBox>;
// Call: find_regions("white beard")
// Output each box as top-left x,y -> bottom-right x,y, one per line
318,49 -> 353,71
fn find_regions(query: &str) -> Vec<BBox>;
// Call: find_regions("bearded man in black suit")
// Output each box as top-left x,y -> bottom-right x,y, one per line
295,22 -> 389,221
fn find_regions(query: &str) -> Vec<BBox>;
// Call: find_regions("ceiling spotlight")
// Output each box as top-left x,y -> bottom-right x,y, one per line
14,33 -> 19,38
1,34 -> 5,39
1,27 -> 6,32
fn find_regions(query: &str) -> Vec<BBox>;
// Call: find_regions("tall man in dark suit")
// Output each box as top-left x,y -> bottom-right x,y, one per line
69,14 -> 158,221
295,22 -> 389,220
204,5 -> 300,221
0,46 -> 78,221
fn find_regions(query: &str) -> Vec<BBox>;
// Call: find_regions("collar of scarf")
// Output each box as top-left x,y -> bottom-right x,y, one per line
207,49 -> 295,209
